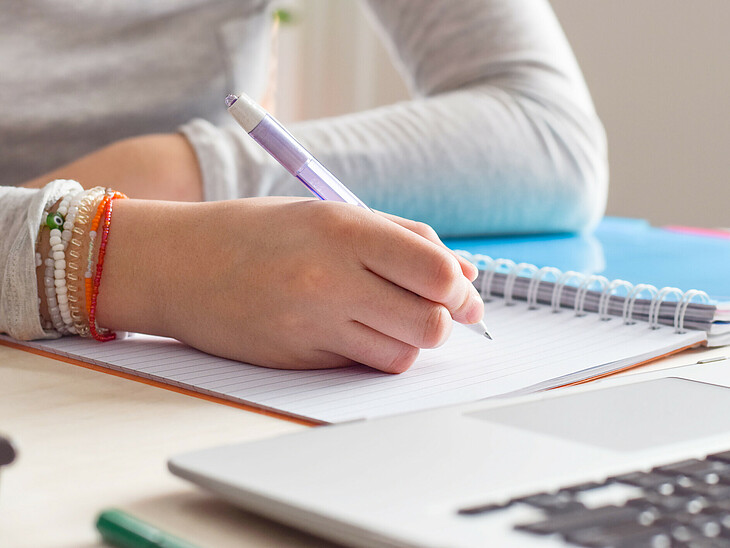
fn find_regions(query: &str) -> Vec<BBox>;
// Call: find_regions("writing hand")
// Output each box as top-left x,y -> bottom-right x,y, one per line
97,197 -> 484,373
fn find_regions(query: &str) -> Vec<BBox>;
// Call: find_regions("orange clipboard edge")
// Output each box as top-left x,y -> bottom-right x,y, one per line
555,342 -> 704,389
0,338 -> 320,427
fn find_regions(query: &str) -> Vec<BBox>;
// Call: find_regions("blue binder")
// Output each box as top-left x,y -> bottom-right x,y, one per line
445,217 -> 730,303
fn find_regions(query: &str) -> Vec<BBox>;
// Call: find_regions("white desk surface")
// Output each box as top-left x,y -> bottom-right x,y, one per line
1,341 -> 727,548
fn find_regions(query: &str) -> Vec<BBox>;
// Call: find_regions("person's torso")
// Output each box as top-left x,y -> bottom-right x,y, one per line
0,0 -> 271,186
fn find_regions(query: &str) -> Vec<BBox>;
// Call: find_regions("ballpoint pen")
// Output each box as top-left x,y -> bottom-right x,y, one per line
225,92 -> 492,340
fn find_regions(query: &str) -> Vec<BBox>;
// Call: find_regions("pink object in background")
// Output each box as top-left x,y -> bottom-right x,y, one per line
664,226 -> 730,240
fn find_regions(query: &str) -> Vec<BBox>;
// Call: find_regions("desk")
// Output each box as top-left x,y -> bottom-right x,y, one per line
1,342 -> 728,548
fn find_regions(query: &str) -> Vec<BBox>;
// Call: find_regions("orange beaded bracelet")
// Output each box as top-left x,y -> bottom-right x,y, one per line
88,190 -> 128,342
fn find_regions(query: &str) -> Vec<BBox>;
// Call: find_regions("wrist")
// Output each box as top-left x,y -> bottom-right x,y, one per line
94,199 -> 181,337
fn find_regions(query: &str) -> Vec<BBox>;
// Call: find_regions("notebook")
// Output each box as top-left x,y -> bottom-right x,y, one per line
3,217 -> 727,423
447,216 -> 730,347
447,217 -> 730,305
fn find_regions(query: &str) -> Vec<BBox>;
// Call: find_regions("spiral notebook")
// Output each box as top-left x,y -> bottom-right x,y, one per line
3,250 -> 723,424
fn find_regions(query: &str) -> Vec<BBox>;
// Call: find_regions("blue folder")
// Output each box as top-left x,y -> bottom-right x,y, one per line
444,217 -> 730,303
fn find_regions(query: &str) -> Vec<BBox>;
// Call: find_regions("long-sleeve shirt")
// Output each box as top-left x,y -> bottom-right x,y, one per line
0,0 -> 607,340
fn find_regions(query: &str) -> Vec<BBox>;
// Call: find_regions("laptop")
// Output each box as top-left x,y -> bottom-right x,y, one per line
169,357 -> 730,547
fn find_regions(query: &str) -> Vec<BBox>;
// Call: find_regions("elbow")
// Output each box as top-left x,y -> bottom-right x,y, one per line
556,113 -> 609,233
528,99 -> 609,235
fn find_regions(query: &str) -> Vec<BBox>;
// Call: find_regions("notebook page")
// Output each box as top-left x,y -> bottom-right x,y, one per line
6,300 -> 704,423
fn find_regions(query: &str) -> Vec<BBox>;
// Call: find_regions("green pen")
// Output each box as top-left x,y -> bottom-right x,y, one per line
95,509 -> 201,548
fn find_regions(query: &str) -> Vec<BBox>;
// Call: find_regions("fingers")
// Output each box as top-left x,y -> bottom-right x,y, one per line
378,212 -> 478,282
350,269 -> 454,349
356,217 -> 484,326
329,320 -> 421,374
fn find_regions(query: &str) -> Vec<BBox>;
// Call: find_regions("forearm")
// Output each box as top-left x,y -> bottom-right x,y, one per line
26,187 -> 484,373
182,0 -> 606,236
22,134 -> 204,202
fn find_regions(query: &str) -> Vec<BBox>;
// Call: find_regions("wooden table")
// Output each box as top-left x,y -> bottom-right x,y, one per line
1,342 -> 727,547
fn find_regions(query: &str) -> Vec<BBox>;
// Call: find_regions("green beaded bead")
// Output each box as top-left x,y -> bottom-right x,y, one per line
46,212 -> 65,230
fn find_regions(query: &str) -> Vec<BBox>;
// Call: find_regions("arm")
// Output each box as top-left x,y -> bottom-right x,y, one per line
11,185 -> 483,373
22,0 -> 606,236
21,134 -> 204,202
88,197 -> 483,373
182,0 -> 607,236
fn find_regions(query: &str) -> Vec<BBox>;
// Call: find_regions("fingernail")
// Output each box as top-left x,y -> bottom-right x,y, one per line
465,263 -> 478,282
469,291 -> 484,321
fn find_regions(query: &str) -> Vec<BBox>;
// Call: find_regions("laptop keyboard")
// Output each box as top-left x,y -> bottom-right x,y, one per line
459,450 -> 730,547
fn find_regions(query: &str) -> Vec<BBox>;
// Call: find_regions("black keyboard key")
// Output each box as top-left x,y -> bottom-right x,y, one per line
709,451 -> 730,464
627,491 -> 695,513
685,482 -> 730,500
514,492 -> 585,513
707,499 -> 730,513
715,468 -> 730,485
669,525 -> 718,545
564,522 -> 671,548
612,471 -> 676,490
514,491 -> 569,505
658,511 -> 724,537
684,540 -> 730,548
457,501 -> 509,516
514,505 -> 640,536
655,459 -> 730,479
562,481 -> 606,493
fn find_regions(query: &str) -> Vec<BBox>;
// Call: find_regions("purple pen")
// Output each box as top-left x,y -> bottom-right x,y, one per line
225,93 -> 369,209
225,92 -> 492,340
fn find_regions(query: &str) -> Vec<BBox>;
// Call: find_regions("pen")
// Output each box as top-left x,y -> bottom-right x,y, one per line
225,93 -> 369,208
225,92 -> 492,340
96,509 -> 200,548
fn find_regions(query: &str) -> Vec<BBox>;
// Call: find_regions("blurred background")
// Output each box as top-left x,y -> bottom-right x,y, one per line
271,1 -> 729,230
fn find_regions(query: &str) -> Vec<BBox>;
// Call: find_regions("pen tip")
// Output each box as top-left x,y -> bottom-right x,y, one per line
484,331 -> 493,340
224,94 -> 239,108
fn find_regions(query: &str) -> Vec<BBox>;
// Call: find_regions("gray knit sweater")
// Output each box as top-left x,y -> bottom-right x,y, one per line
0,0 -> 607,340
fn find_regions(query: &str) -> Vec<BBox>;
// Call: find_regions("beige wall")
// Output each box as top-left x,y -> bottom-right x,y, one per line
276,1 -> 729,228
551,0 -> 729,227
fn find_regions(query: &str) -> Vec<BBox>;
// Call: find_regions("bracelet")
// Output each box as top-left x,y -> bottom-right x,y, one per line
45,189 -> 85,334
35,184 -> 126,339
39,207 -> 62,332
57,190 -> 86,332
85,191 -> 115,318
43,212 -> 71,334
66,188 -> 106,336
41,185 -> 83,335
89,191 -> 128,342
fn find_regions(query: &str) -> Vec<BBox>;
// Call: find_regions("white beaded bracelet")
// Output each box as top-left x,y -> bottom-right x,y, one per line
67,187 -> 105,336
58,190 -> 86,331
44,223 -> 69,334
42,189 -> 84,335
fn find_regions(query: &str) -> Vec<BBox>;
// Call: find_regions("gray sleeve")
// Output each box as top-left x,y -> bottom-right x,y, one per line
180,0 -> 607,237
0,180 -> 82,340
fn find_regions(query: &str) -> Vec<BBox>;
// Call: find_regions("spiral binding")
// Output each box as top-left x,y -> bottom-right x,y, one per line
459,251 -> 710,334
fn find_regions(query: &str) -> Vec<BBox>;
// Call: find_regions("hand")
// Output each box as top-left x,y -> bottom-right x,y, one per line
21,134 -> 203,201
97,197 -> 483,373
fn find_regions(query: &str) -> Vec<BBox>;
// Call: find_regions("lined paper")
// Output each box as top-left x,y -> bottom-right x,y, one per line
6,299 -> 705,423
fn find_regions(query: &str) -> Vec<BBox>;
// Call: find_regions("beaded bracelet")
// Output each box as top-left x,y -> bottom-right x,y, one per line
42,188 -> 83,335
66,187 -> 106,336
88,191 -> 128,342
85,191 -> 114,318
38,207 -> 59,332
57,190 -> 86,332
35,184 -> 127,340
